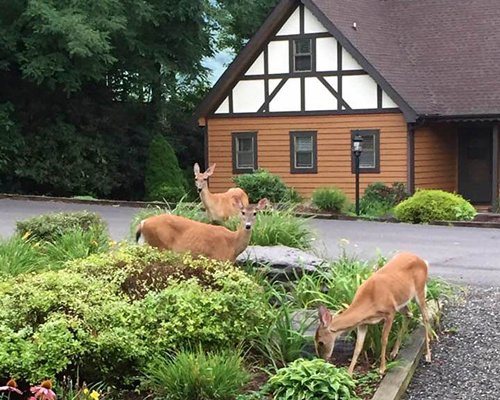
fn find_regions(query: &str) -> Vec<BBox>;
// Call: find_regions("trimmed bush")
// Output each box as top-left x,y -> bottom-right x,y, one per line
262,358 -> 359,400
233,169 -> 292,203
394,189 -> 476,223
143,348 -> 250,400
145,134 -> 187,202
311,187 -> 349,212
0,245 -> 269,384
16,211 -> 108,243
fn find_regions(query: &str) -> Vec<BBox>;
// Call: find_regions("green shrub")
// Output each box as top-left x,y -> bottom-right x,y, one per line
224,205 -> 314,250
0,246 -> 269,384
262,358 -> 359,400
16,211 -> 108,243
360,182 -> 409,217
144,134 -> 187,202
143,348 -> 250,400
311,187 -> 349,212
394,189 -> 476,223
233,169 -> 291,203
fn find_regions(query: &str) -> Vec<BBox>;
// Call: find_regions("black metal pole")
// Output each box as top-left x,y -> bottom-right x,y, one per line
355,153 -> 360,215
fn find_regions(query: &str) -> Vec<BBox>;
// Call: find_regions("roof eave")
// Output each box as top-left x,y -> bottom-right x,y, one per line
194,0 -> 298,122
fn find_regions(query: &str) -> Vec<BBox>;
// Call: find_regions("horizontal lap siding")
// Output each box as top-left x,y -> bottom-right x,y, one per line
414,126 -> 457,192
207,113 -> 408,199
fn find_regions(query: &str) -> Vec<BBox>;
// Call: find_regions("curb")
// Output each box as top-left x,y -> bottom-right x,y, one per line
0,193 -> 178,209
371,300 -> 441,400
3,193 -> 500,229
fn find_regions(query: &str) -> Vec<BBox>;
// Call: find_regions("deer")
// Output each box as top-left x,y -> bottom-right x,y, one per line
135,198 -> 269,263
315,252 -> 432,375
193,163 -> 249,222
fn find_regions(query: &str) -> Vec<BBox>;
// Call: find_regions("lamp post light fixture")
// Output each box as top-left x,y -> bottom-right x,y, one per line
352,135 -> 363,216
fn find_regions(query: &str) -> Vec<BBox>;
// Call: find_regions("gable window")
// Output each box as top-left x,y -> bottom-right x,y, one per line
290,131 -> 317,173
293,39 -> 312,72
351,129 -> 380,173
232,132 -> 257,173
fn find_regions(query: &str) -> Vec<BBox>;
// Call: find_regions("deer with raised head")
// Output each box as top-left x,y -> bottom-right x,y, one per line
194,163 -> 249,222
136,198 -> 269,263
315,252 -> 432,375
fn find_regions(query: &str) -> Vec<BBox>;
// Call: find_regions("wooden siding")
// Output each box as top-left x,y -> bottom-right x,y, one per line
414,125 -> 457,192
207,113 -> 408,199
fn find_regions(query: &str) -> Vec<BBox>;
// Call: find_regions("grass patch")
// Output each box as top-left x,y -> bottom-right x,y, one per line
142,348 -> 250,400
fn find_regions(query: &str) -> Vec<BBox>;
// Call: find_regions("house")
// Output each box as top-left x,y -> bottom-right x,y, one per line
195,0 -> 500,206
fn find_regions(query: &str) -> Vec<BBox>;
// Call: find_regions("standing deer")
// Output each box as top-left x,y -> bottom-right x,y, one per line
136,198 -> 269,263
194,163 -> 249,222
315,252 -> 432,375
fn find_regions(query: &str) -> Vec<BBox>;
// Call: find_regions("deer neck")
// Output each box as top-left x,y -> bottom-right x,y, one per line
232,224 -> 253,258
330,304 -> 373,332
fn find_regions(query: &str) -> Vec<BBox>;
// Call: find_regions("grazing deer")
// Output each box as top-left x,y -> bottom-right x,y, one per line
315,252 -> 432,375
194,163 -> 249,222
136,198 -> 269,263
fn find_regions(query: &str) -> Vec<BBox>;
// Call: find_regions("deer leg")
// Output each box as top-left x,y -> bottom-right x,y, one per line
380,314 -> 394,374
390,308 -> 410,359
416,289 -> 432,363
347,325 -> 368,375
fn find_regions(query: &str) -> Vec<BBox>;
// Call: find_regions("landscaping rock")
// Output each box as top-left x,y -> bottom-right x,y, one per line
236,245 -> 326,281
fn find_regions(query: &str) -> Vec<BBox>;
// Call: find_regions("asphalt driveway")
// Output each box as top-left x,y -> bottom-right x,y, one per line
1,197 -> 500,287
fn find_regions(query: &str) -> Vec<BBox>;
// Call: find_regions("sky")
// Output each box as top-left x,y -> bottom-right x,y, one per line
202,49 -> 235,85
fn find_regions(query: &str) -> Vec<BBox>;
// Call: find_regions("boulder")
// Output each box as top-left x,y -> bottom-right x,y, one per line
236,245 -> 326,281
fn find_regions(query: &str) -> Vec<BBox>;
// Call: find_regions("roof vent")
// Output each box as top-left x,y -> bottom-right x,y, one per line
352,22 -> 357,30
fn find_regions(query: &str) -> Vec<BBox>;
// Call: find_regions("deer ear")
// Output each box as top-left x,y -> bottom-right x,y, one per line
232,196 -> 244,210
206,163 -> 216,176
318,305 -> 333,326
193,163 -> 200,175
257,198 -> 270,210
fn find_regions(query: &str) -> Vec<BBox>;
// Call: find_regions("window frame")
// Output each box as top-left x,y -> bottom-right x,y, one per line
351,129 -> 380,173
290,131 -> 318,174
292,38 -> 313,73
232,132 -> 258,174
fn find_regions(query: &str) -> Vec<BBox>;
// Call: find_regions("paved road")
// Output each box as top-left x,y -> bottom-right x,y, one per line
1,198 -> 500,287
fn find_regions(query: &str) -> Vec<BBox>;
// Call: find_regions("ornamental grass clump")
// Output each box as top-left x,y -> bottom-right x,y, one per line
143,348 -> 250,400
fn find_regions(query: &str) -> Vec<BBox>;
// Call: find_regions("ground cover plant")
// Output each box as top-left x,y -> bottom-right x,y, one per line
394,189 -> 476,223
0,245 -> 270,390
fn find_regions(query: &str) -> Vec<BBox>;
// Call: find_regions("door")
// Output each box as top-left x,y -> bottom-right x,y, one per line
459,127 -> 492,203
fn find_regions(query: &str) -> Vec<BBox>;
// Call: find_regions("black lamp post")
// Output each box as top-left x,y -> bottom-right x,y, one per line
352,135 -> 363,216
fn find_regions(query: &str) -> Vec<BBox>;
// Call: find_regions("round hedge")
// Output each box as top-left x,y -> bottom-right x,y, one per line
394,189 -> 476,223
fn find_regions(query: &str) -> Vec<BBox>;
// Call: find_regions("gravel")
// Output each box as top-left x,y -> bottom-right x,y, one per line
404,286 -> 500,400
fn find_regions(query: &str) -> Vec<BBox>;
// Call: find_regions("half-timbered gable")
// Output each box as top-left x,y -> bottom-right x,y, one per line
197,0 -> 500,205
213,4 -> 398,117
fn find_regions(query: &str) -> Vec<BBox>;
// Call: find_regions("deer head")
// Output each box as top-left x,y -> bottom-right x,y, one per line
234,197 -> 269,230
193,163 -> 216,193
315,305 -> 341,361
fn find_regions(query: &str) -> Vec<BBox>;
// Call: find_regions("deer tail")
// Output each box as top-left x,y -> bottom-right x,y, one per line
135,221 -> 144,243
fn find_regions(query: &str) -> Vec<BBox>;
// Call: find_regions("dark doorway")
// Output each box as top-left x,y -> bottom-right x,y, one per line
459,126 -> 492,203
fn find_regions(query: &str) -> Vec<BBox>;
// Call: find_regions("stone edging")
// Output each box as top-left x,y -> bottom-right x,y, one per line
370,300 -> 441,400
2,193 -> 500,229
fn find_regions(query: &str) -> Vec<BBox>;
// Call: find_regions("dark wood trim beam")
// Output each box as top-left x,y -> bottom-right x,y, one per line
300,77 -> 305,111
228,92 -> 234,114
407,123 -> 415,194
299,4 -> 304,34
318,75 -> 351,110
337,41 -> 342,111
377,85 -> 383,109
272,32 -> 332,40
258,78 -> 289,112
213,108 -> 401,118
264,46 -> 269,111
239,69 -> 367,81
492,124 -> 499,206
203,124 -> 209,170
